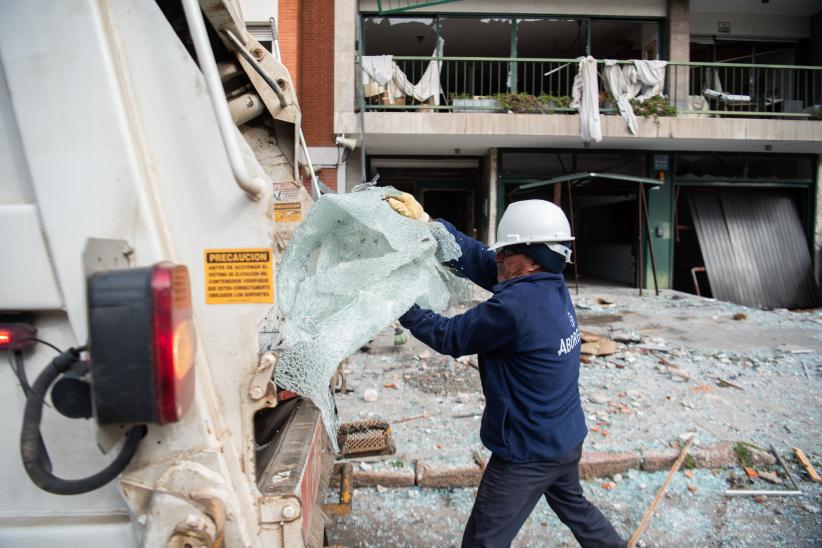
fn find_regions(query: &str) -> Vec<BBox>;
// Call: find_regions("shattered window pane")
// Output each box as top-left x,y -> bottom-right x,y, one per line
363,17 -> 436,56
274,187 -> 470,450
440,17 -> 512,57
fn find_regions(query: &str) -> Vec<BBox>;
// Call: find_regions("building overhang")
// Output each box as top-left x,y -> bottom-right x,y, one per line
336,112 -> 822,155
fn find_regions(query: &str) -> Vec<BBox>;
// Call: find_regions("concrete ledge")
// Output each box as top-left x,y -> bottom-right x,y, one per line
336,111 -> 822,155
338,441 -> 777,489
348,469 -> 416,488
579,451 -> 642,479
692,442 -> 738,469
641,447 -> 681,472
416,463 -> 483,488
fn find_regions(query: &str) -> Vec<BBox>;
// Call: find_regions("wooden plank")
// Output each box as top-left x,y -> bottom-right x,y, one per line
793,447 -> 821,482
627,435 -> 696,548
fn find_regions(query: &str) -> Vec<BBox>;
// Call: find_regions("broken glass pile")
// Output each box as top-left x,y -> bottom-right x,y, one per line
274,187 -> 470,450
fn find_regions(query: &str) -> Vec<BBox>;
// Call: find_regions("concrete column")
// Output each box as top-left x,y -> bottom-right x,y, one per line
345,151 -> 364,192
485,148 -> 498,246
668,0 -> 690,111
815,154 -> 822,287
333,0 -> 357,132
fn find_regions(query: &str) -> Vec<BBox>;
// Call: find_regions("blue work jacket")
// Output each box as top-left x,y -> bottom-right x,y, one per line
399,220 -> 587,463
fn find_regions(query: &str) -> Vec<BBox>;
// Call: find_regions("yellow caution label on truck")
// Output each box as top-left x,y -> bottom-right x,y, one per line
273,202 -> 302,222
204,248 -> 273,304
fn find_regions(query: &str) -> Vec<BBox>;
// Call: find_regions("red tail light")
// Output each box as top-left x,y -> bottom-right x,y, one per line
0,323 -> 37,351
151,264 -> 196,424
88,263 -> 197,425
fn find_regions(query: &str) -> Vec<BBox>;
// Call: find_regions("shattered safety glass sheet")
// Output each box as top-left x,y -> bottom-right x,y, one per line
275,187 -> 470,451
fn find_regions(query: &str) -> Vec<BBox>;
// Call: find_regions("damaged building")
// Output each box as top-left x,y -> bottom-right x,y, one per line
268,0 -> 822,309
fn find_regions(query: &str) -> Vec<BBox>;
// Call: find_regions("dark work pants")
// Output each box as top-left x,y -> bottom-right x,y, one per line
461,447 -> 625,548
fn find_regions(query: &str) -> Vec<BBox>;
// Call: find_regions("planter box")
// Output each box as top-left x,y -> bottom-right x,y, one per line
451,98 -> 501,113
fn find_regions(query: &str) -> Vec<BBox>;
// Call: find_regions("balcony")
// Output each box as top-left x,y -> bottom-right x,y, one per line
360,56 -> 822,120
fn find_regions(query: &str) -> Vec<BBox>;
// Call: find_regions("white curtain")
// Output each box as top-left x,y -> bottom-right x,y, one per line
571,56 -> 602,143
602,59 -> 668,135
361,38 -> 445,105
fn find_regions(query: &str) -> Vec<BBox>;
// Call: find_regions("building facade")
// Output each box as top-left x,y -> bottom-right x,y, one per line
274,0 -> 822,307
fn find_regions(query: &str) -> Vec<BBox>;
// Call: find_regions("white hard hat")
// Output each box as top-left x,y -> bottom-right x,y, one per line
488,200 -> 574,253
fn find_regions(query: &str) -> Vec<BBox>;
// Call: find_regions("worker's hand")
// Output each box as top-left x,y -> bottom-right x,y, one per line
384,193 -> 429,222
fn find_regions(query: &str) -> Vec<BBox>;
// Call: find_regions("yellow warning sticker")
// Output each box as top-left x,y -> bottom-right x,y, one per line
204,248 -> 273,304
273,202 -> 303,222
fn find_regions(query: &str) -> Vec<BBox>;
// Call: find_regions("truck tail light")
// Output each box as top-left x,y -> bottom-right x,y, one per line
0,323 -> 37,351
88,263 -> 196,424
151,265 -> 196,423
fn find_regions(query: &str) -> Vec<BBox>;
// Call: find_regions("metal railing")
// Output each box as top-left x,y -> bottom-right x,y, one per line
360,56 -> 822,119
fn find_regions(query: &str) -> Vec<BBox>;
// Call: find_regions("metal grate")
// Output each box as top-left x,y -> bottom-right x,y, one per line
337,419 -> 395,457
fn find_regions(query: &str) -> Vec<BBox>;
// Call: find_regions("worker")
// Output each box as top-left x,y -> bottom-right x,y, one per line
386,193 -> 625,548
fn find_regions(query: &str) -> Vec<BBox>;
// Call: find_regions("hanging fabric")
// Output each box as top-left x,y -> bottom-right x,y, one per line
570,56 -> 602,143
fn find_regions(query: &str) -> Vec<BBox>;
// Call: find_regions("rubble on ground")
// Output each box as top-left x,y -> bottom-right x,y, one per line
326,285 -> 822,546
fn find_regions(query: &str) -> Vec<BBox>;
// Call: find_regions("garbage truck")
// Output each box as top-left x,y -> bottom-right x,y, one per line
0,1 -> 340,545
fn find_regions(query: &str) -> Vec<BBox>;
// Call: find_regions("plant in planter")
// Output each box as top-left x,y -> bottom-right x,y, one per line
630,95 -> 678,123
537,94 -> 572,112
495,93 -> 542,113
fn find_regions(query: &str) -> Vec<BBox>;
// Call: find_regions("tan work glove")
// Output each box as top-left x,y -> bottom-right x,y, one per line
384,192 -> 429,222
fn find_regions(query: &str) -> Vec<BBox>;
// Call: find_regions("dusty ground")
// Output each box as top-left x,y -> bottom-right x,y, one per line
325,284 -> 822,547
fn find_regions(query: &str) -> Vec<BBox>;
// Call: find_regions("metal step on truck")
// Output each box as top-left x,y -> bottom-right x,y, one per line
0,1 -> 341,545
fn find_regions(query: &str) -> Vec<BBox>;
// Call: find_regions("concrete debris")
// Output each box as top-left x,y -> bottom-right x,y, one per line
758,471 -> 783,485
612,331 -> 642,343
328,285 -> 821,546
581,338 -> 617,356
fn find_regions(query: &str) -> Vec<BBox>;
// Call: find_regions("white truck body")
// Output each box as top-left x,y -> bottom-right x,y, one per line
0,1 -> 330,546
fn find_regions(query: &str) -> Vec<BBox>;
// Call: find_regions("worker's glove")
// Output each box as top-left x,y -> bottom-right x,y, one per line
384,193 -> 429,222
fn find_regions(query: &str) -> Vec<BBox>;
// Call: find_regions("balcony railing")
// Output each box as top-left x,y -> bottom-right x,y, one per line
360,56 -> 822,119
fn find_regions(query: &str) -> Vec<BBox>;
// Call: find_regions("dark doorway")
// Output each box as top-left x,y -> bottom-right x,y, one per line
422,189 -> 475,236
672,187 -> 711,297
503,151 -> 648,287
573,183 -> 639,286
369,158 -> 483,238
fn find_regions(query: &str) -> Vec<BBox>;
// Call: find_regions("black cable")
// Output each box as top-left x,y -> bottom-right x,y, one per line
3,336 -> 63,398
14,350 -> 55,473
20,346 -> 147,495
19,337 -> 64,355
7,351 -> 34,399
